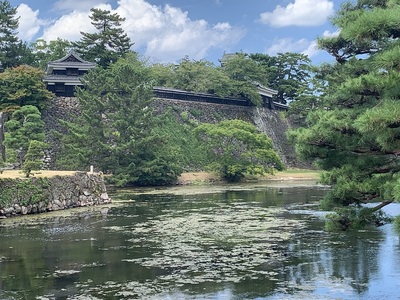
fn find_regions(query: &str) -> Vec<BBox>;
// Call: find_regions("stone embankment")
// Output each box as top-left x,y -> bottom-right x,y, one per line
42,96 -> 302,168
0,172 -> 111,218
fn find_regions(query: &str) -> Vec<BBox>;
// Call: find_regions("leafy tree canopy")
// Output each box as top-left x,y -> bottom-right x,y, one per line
30,38 -> 72,70
195,119 -> 284,182
220,53 -> 266,106
73,8 -> 133,68
250,52 -> 314,105
289,0 -> 400,229
151,57 -> 240,99
0,65 -> 53,111
151,54 -> 270,106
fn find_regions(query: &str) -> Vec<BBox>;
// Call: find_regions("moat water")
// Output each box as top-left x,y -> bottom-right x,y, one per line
1,182 -> 399,299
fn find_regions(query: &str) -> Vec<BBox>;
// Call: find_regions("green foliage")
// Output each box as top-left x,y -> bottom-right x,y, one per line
194,119 -> 284,182
4,105 -> 46,166
0,177 -> 49,208
394,216 -> 400,234
291,0 -> 400,229
150,55 -> 264,105
0,65 -> 53,110
0,0 -> 34,69
189,109 -> 202,118
180,111 -> 189,122
250,52 -> 314,105
220,53 -> 264,105
73,8 -> 133,68
152,110 -> 210,172
325,207 -> 392,231
58,53 -> 181,186
30,38 -> 72,70
172,57 -> 234,97
22,140 -> 48,177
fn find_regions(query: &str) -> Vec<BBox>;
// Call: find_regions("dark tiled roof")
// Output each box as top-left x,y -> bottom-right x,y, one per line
49,50 -> 95,66
43,75 -> 83,83
48,61 -> 95,67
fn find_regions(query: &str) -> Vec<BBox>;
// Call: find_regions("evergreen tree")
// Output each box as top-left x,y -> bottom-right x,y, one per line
4,105 -> 46,166
0,0 -> 32,68
22,140 -> 47,177
289,0 -> 400,229
73,8 -> 133,68
250,52 -> 313,105
220,53 -> 266,105
58,53 -> 181,186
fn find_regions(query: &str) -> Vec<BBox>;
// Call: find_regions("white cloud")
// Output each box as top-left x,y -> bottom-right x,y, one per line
266,37 -> 320,58
302,40 -> 319,57
265,29 -> 340,59
115,0 -> 245,62
52,0 -> 111,12
41,10 -> 93,42
259,0 -> 334,27
17,0 -> 244,63
322,29 -> 340,38
16,4 -> 45,41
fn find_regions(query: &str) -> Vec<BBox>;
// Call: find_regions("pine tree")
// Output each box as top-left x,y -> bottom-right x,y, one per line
4,105 -> 46,166
250,52 -> 313,105
73,8 -> 133,68
58,53 -> 181,186
290,0 -> 400,229
22,140 -> 47,177
0,0 -> 32,68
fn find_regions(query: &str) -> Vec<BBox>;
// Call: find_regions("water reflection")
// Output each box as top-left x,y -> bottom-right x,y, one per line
0,184 -> 399,299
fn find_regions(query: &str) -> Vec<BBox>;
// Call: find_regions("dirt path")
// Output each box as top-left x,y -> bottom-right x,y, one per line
0,170 -> 78,179
0,169 -> 319,182
177,169 -> 320,184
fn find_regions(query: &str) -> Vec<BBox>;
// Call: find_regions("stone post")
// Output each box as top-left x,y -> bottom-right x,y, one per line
0,112 -> 5,162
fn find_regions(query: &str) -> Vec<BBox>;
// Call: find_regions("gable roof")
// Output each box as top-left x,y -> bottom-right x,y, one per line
45,51 -> 96,75
51,50 -> 93,64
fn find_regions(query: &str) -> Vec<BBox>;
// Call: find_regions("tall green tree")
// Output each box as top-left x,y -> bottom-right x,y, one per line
73,8 -> 133,68
4,105 -> 46,166
0,65 -> 54,111
30,38 -> 72,70
58,53 -> 181,186
250,52 -> 314,105
220,53 -> 266,105
289,0 -> 400,229
151,57 -> 237,99
195,119 -> 283,182
0,0 -> 33,68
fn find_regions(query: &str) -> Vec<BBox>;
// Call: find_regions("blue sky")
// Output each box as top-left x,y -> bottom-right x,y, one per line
9,0 -> 343,65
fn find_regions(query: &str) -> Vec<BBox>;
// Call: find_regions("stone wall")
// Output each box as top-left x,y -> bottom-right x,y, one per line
41,97 -> 80,169
152,98 -> 299,167
0,172 -> 111,218
42,96 -> 301,169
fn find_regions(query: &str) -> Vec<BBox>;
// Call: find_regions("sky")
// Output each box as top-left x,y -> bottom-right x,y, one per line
9,0 -> 344,65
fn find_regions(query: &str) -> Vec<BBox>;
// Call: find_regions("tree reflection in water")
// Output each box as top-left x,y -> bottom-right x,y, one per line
0,184 -> 399,299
